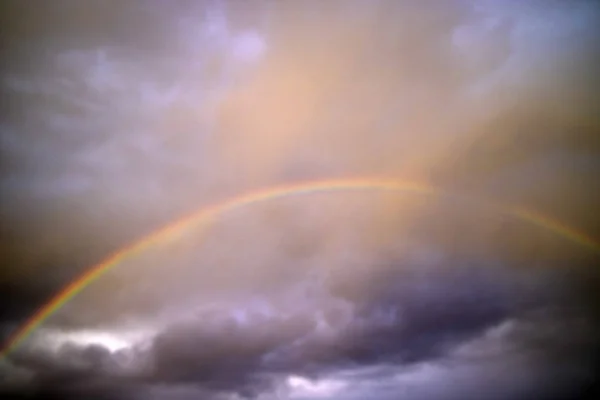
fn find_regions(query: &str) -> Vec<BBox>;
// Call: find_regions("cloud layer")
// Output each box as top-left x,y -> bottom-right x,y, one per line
1,1 -> 599,399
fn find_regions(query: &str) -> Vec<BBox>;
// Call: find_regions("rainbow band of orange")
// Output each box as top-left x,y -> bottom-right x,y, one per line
2,177 -> 598,358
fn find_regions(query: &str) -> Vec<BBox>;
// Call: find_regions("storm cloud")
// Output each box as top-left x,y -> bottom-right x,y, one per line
1,0 -> 599,399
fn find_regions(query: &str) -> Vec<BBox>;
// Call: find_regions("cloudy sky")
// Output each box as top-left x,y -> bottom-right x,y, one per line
0,1 -> 599,399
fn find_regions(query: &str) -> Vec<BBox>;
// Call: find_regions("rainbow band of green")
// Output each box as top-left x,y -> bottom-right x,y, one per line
2,177 -> 598,358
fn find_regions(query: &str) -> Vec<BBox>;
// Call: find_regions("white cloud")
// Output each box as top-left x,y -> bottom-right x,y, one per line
286,375 -> 347,398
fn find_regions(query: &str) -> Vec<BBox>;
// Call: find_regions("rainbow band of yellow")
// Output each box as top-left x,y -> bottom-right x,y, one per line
2,177 -> 598,359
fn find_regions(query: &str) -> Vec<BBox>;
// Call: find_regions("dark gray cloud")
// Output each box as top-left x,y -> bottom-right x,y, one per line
4,259 -> 596,399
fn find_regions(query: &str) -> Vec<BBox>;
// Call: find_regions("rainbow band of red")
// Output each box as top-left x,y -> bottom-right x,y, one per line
2,178 -> 598,358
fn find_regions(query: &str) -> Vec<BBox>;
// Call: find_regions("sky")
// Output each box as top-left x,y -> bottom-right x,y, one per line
0,1 -> 599,399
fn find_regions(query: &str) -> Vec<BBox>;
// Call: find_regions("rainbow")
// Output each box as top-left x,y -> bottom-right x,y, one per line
2,177 -> 598,358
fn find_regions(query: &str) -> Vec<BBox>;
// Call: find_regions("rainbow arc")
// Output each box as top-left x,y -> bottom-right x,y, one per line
2,178 -> 598,358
